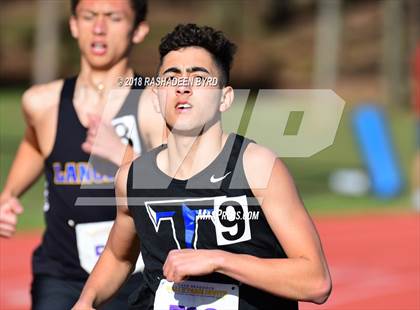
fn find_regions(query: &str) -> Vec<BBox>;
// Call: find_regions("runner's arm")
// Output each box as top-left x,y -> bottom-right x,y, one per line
73,164 -> 140,309
163,144 -> 332,304
215,145 -> 331,303
82,114 -> 139,166
0,89 -> 45,237
82,88 -> 164,166
0,126 -> 44,201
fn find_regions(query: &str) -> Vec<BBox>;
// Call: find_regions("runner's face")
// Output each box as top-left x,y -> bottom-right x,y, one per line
70,0 -> 145,70
156,47 -> 225,134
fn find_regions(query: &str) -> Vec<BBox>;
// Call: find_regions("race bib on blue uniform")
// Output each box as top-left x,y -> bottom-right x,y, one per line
154,279 -> 239,310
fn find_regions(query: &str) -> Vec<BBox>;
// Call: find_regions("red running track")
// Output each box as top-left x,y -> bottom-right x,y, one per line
1,213 -> 419,310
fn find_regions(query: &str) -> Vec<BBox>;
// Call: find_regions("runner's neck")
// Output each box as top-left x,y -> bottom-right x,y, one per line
161,124 -> 227,180
79,57 -> 134,94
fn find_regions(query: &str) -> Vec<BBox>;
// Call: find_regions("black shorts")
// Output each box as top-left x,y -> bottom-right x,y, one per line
31,274 -> 141,310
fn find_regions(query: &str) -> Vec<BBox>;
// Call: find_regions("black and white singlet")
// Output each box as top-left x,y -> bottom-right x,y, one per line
34,76 -> 144,281
127,134 -> 298,310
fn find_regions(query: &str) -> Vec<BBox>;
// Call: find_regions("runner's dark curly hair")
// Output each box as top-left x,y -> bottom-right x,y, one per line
159,24 -> 237,86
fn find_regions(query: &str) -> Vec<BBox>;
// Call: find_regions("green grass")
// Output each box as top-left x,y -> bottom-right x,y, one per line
0,88 -> 415,231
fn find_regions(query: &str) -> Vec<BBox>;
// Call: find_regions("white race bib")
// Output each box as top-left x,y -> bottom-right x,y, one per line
154,279 -> 239,310
75,221 -> 144,273
112,115 -> 141,154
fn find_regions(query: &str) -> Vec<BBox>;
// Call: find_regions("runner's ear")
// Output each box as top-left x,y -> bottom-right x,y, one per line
132,21 -> 149,44
139,87 -> 161,114
219,86 -> 234,112
150,87 -> 161,114
69,15 -> 79,39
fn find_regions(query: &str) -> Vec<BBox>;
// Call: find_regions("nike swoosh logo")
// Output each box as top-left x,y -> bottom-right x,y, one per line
210,171 -> 231,183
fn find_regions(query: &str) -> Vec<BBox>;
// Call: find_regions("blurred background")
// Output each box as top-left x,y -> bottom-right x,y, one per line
0,0 -> 419,309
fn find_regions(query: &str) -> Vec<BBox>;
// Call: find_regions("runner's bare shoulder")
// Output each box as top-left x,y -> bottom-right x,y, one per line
243,141 -> 301,212
22,79 -> 64,125
243,142 -> 278,190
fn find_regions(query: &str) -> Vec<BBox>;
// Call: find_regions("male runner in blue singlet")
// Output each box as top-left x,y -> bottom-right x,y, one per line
0,1 -> 163,309
73,24 -> 331,310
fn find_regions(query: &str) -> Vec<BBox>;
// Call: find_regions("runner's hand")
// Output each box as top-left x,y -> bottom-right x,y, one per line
0,196 -> 23,238
163,249 -> 223,283
82,114 -> 126,165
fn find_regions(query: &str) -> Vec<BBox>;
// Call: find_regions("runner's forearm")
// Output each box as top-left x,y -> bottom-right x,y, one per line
215,251 -> 331,304
79,246 -> 135,308
1,138 -> 44,201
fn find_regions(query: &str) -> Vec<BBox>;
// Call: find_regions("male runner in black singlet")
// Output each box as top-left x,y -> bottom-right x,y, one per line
73,24 -> 332,309
0,1 -> 163,309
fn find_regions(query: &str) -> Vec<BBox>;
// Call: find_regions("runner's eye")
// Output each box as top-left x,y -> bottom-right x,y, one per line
109,14 -> 122,22
80,12 -> 95,21
192,73 -> 211,83
164,76 -> 177,82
